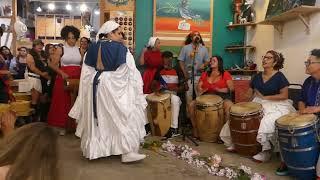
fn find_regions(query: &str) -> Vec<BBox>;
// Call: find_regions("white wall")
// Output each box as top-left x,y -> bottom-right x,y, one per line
247,0 -> 320,84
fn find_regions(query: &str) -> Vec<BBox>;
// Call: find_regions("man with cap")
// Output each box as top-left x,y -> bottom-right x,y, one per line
69,20 -> 147,162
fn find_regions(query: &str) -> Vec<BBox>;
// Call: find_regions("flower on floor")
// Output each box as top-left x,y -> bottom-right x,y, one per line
144,140 -> 266,180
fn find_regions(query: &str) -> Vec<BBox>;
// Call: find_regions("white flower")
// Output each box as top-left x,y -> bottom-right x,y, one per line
251,173 -> 266,180
239,164 -> 252,175
207,166 -> 219,175
225,167 -> 237,179
216,169 -> 225,176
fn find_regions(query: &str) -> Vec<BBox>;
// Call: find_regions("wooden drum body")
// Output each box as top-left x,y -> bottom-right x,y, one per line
146,93 -> 171,136
195,95 -> 224,143
230,102 -> 263,156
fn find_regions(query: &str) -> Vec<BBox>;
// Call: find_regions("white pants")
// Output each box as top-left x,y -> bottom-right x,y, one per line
170,94 -> 181,129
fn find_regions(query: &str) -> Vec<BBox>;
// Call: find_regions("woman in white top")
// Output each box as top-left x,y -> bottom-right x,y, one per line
47,26 -> 82,135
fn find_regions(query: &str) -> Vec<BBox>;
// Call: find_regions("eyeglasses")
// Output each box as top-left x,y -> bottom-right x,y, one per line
262,56 -> 273,60
304,61 -> 320,66
67,36 -> 76,40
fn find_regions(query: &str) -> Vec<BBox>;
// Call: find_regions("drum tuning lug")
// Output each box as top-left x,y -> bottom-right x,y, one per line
241,122 -> 246,130
291,137 -> 298,148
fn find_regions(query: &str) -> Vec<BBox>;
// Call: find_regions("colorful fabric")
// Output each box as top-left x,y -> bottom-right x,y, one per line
142,50 -> 162,94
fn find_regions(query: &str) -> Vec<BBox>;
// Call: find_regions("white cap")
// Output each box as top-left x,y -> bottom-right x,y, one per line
96,20 -> 120,41
147,37 -> 159,48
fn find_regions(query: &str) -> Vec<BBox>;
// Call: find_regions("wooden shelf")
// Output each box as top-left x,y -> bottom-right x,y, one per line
259,6 -> 320,36
227,23 -> 256,30
225,45 -> 255,51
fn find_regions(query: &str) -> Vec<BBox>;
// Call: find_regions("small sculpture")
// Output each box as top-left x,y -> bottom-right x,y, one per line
233,0 -> 243,24
239,0 -> 255,23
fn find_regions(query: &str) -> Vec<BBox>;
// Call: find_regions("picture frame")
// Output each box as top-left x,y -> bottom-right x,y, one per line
153,0 -> 213,48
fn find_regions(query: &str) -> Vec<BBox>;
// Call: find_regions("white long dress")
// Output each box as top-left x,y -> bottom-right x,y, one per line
69,51 -> 147,160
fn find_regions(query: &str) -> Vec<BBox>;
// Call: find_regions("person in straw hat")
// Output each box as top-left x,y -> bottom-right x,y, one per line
69,20 -> 147,162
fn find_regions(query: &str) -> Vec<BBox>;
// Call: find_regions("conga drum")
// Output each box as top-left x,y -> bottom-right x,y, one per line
230,102 -> 263,156
195,95 -> 224,142
276,113 -> 319,180
146,93 -> 171,136
13,92 -> 31,101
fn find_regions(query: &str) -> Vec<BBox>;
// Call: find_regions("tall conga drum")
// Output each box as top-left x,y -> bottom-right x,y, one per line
230,102 -> 263,156
195,95 -> 224,143
146,93 -> 172,136
276,113 -> 319,180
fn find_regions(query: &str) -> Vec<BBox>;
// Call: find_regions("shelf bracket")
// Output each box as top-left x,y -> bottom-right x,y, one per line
298,13 -> 310,34
273,23 -> 284,38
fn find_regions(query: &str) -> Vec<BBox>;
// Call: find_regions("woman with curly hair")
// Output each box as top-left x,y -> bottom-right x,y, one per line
220,50 -> 295,163
0,122 -> 58,180
47,25 -> 82,135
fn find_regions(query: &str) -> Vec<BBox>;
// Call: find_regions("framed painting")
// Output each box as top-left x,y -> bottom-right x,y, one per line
153,0 -> 213,48
266,0 -> 317,19
0,0 -> 12,17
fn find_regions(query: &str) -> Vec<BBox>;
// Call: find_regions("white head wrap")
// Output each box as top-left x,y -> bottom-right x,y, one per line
147,37 -> 159,48
96,20 -> 120,41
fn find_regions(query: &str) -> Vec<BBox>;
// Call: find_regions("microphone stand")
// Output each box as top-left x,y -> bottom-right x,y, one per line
181,43 -> 199,146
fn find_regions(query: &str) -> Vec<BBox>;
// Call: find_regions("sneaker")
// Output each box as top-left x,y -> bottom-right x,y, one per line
121,152 -> 146,163
226,144 -> 236,153
275,162 -> 289,176
252,151 -> 271,163
164,128 -> 180,139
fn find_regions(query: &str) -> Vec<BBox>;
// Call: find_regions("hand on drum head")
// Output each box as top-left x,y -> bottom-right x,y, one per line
198,87 -> 208,96
154,91 -> 162,96
215,87 -> 228,93
254,90 -> 265,99
0,110 -> 16,134
300,106 -> 320,114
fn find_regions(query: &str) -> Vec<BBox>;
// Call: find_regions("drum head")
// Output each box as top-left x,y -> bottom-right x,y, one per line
0,104 -> 10,113
230,102 -> 262,115
146,93 -> 170,102
276,113 -> 317,128
196,95 -> 223,106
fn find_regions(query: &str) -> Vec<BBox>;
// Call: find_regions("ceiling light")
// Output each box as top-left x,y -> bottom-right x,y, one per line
36,7 -> 42,12
80,4 -> 87,12
48,3 -> 55,10
94,10 -> 100,15
66,4 -> 72,11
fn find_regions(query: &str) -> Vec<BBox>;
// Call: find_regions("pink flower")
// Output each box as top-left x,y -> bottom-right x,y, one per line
190,150 -> 200,156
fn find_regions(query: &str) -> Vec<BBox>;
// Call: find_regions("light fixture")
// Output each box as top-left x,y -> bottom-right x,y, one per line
94,10 -> 100,15
36,7 -> 42,12
79,4 -> 88,12
66,4 -> 72,11
48,3 -> 55,10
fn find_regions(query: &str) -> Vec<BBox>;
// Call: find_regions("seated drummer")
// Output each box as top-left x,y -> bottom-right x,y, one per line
189,55 -> 234,139
220,50 -> 295,162
151,51 -> 188,139
276,49 -> 320,178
